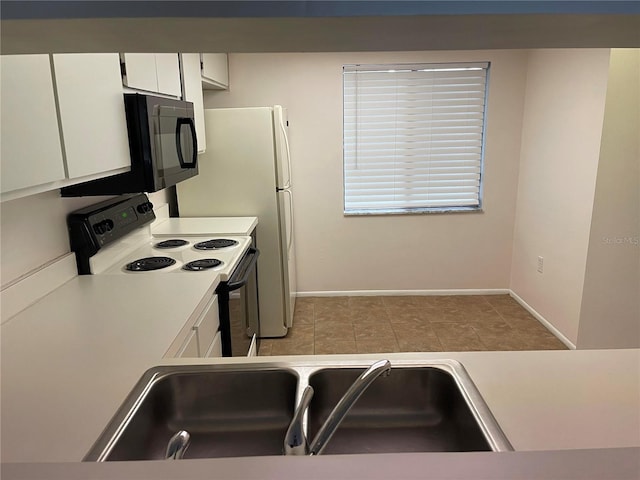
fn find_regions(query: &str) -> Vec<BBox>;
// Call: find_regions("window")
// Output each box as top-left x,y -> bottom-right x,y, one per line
343,62 -> 490,215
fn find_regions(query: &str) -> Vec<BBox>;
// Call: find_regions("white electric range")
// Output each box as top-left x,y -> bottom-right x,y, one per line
98,235 -> 252,278
67,194 -> 260,357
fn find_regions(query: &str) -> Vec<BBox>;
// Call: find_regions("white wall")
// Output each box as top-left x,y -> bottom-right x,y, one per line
510,49 -> 611,346
0,189 -> 170,288
205,50 -> 528,293
577,49 -> 640,349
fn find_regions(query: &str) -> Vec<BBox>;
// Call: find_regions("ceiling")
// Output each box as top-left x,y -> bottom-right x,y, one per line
2,14 -> 639,54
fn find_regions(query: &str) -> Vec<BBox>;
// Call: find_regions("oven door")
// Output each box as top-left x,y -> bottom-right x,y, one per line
217,247 -> 260,357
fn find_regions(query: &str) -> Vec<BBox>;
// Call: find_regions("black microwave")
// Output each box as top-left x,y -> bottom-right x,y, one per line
61,94 -> 198,197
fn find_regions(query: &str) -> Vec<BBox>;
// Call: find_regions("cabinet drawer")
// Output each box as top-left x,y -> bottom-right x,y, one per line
193,295 -> 219,356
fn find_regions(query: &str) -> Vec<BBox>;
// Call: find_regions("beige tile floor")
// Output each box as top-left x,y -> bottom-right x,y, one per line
258,295 -> 568,356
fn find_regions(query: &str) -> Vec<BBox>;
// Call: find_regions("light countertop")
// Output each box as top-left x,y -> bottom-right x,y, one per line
2,342 -> 638,464
0,273 -> 219,463
3,447 -> 639,480
152,217 -> 258,237
1,268 -> 638,476
152,348 -> 640,452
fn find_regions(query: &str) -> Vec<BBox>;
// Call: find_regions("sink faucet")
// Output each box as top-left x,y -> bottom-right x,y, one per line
284,359 -> 392,456
165,430 -> 190,460
283,385 -> 315,455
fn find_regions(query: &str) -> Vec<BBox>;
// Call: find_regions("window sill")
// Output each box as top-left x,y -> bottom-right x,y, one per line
344,206 -> 484,216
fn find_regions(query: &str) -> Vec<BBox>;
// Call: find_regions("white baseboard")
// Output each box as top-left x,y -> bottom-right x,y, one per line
297,289 -> 510,297
1,253 -> 77,324
509,290 -> 576,350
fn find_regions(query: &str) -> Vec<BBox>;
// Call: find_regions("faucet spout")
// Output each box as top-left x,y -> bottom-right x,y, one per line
308,359 -> 391,456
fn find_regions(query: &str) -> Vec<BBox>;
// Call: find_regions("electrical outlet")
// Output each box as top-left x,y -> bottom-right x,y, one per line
537,256 -> 544,273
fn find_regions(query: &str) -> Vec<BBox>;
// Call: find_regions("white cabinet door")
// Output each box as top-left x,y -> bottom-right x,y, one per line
0,55 -> 65,194
177,330 -> 199,358
122,53 -> 182,97
201,53 -> 229,89
205,332 -> 223,358
53,54 -> 130,179
121,53 -> 158,93
180,53 -> 206,153
193,295 -> 219,357
155,53 -> 182,97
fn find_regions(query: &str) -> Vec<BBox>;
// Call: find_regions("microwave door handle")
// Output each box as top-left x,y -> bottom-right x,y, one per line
175,118 -> 198,168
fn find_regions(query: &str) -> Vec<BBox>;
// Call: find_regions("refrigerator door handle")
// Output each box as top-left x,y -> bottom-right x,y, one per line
283,189 -> 294,255
279,113 -> 293,189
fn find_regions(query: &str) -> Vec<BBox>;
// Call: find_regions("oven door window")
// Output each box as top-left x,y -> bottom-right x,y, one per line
225,247 -> 260,356
229,292 -> 251,356
154,105 -> 197,178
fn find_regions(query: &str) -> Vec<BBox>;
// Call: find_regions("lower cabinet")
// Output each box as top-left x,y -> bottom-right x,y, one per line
205,332 -> 223,358
172,293 -> 222,359
193,295 -> 220,357
177,330 -> 199,358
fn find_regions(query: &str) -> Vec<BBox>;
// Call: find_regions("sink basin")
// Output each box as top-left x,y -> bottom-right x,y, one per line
86,360 -> 510,461
307,366 -> 492,454
85,366 -> 298,461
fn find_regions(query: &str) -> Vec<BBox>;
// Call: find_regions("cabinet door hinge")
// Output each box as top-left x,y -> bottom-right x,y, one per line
120,61 -> 127,77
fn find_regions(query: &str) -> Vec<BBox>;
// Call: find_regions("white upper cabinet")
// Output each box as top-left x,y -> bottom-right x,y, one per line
122,53 -> 182,97
155,54 -> 182,97
1,54 -> 132,201
53,54 -> 130,179
200,53 -> 229,89
180,53 -> 206,153
1,55 -> 65,194
121,53 -> 157,92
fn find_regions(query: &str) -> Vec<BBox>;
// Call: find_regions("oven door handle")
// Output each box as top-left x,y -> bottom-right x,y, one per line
226,247 -> 260,291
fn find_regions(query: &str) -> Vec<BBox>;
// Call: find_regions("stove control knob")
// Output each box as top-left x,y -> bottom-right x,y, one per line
93,220 -> 114,235
136,201 -> 154,214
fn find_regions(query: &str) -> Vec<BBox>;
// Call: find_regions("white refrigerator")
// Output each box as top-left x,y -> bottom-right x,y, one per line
176,106 -> 296,338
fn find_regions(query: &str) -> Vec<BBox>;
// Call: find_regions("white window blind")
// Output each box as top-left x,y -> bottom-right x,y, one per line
343,62 -> 489,214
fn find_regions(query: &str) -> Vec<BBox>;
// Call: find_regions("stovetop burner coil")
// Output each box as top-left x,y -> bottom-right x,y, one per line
194,239 -> 239,250
183,259 -> 223,271
154,239 -> 189,249
125,256 -> 176,271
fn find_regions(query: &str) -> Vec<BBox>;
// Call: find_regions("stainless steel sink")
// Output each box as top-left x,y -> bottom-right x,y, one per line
85,360 -> 511,461
307,366 -> 495,454
84,366 -> 299,461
